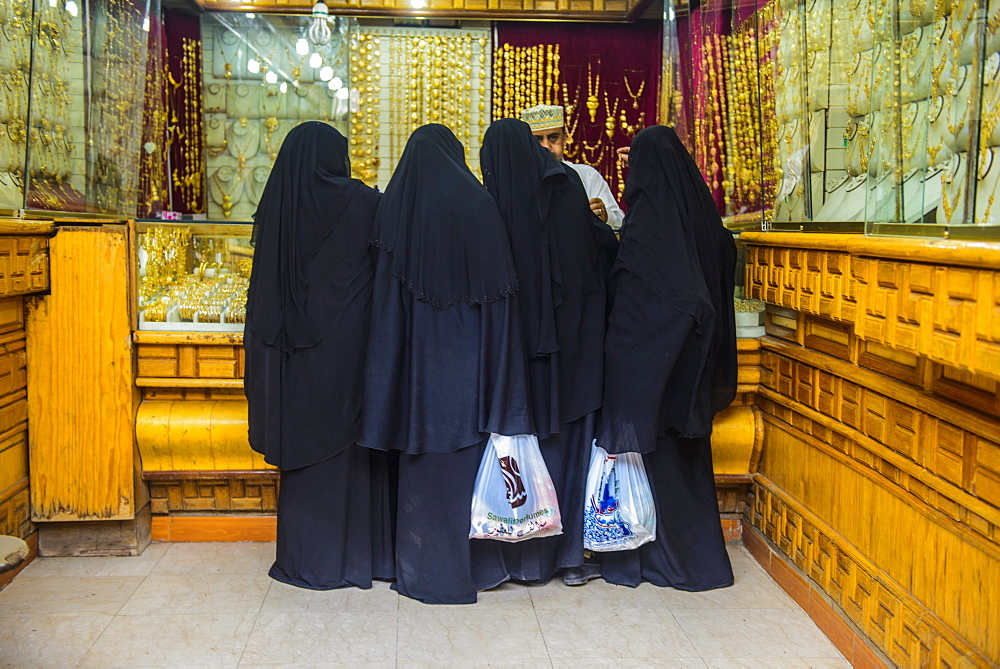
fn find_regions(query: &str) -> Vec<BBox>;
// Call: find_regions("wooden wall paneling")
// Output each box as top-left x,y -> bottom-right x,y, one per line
748,477 -> 989,667
26,226 -> 137,521
758,347 -> 1000,537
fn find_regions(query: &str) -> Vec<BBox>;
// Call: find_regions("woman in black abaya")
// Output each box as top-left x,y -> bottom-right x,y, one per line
597,125 -> 737,591
244,122 -> 393,590
480,118 -> 610,585
359,124 -> 533,605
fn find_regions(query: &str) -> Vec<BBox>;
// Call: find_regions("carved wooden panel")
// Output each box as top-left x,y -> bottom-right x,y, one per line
760,347 -> 1000,537
137,343 -> 245,379
0,237 -> 49,297
715,482 -> 750,514
0,482 -> 33,539
749,478 -> 991,667
745,242 -> 1000,381
141,387 -> 246,401
148,475 -> 279,514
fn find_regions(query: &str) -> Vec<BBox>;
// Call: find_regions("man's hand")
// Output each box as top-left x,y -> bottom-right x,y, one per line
589,198 -> 608,222
616,146 -> 630,167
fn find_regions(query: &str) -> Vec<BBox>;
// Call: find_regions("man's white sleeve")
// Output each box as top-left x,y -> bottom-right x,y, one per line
567,162 -> 625,229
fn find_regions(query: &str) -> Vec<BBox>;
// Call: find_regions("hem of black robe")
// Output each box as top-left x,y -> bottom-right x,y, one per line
474,569 -> 510,594
356,433 -> 496,456
254,429 -> 360,471
598,560 -> 736,592
267,563 -> 375,591
390,580 -> 482,606
599,566 -> 735,592
560,400 -> 603,433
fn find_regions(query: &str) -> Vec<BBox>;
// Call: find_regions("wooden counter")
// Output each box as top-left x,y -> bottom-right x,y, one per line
742,232 -> 1000,667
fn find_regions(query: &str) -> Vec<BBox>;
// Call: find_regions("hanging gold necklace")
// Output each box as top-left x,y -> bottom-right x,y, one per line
586,59 -> 600,123
604,89 -> 620,140
623,70 -> 645,109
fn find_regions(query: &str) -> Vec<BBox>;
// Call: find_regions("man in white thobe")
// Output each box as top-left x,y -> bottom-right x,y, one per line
522,104 -> 625,229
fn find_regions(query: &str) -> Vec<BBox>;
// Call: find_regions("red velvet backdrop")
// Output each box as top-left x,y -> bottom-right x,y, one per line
162,8 -> 206,214
494,21 -> 663,211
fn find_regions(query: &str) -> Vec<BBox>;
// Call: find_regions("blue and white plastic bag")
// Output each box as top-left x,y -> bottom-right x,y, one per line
583,442 -> 656,551
470,434 -> 563,542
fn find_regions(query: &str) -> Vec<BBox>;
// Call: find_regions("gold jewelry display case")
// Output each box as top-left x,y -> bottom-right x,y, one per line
0,0 -> 158,216
671,0 -> 1000,235
135,221 -> 253,332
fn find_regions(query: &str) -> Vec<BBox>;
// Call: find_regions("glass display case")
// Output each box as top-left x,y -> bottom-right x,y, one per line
135,220 -> 252,332
200,13 -> 354,221
669,0 -> 1000,235
0,0 -> 158,215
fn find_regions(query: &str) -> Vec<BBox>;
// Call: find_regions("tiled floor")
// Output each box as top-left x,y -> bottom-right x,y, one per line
0,542 -> 849,668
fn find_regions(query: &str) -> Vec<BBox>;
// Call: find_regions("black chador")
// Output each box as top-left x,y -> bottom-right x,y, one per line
244,122 -> 393,590
597,125 -> 738,591
480,118 -> 612,583
359,124 -> 533,605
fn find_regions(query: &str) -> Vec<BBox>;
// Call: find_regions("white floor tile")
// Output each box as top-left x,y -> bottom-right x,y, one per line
397,608 -> 548,662
78,612 -> 256,667
0,576 -> 145,617
536,607 -> 700,660
672,608 -> 844,659
240,611 -> 397,664
0,614 -> 114,667
0,540 -> 850,666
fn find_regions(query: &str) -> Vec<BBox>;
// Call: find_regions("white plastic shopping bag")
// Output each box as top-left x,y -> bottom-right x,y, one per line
470,434 -> 563,542
583,441 -> 656,551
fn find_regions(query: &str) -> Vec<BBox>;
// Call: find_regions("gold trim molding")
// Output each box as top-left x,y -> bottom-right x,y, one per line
196,0 -> 646,21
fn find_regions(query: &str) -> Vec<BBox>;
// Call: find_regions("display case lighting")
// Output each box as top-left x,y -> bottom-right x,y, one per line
308,1 -> 332,46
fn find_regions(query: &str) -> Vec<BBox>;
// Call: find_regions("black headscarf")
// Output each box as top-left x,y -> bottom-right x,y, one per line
598,125 -> 736,453
244,121 -> 381,469
246,121 -> 359,354
359,124 -> 533,454
370,123 -> 518,308
481,119 -> 610,436
481,118 -> 565,358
